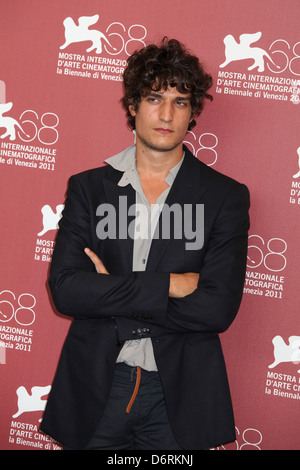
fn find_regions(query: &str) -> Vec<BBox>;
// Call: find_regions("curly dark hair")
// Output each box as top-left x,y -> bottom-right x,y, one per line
122,37 -> 213,130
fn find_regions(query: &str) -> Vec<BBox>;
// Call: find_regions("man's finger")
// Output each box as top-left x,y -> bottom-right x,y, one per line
84,248 -> 109,274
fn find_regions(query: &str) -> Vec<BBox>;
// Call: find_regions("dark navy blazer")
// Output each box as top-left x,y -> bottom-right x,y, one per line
40,146 -> 250,450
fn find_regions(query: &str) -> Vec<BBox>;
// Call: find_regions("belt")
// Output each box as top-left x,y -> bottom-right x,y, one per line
126,366 -> 141,414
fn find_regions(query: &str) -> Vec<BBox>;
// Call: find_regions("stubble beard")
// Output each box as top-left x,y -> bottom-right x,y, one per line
137,133 -> 184,153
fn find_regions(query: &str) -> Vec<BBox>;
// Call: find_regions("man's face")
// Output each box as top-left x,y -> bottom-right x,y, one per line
129,86 -> 193,153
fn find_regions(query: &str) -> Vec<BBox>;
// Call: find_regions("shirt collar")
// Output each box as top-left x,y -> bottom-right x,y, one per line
105,144 -> 185,188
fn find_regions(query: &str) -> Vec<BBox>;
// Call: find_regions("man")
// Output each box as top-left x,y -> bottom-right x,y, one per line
40,38 -> 250,450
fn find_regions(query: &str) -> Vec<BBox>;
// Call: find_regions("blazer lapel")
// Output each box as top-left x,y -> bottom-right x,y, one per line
146,148 -> 208,272
102,169 -> 136,273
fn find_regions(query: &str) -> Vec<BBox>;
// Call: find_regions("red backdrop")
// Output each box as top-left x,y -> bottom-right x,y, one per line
1,0 -> 299,450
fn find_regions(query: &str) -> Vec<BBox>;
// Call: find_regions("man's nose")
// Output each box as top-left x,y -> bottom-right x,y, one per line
159,102 -> 173,122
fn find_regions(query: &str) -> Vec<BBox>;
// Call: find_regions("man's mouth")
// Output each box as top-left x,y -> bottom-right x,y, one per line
154,128 -> 174,134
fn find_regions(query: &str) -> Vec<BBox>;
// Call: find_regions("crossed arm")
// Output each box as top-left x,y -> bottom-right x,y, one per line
49,174 -> 249,336
84,247 -> 199,298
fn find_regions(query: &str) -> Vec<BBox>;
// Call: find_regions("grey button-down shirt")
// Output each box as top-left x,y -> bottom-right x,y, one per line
105,145 -> 184,371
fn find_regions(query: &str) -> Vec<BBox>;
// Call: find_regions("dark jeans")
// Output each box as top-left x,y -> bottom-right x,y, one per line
67,362 -> 182,450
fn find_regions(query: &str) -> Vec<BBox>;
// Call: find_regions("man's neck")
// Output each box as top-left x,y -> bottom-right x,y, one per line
135,140 -> 183,178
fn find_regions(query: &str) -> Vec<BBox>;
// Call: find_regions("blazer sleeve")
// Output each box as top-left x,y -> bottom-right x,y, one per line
157,183 -> 250,335
48,174 -> 170,319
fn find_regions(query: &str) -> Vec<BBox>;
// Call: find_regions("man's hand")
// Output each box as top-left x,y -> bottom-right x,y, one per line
169,273 -> 199,298
84,248 -> 109,274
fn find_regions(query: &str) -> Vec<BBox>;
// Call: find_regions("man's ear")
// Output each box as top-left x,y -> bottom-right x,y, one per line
129,104 -> 137,117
